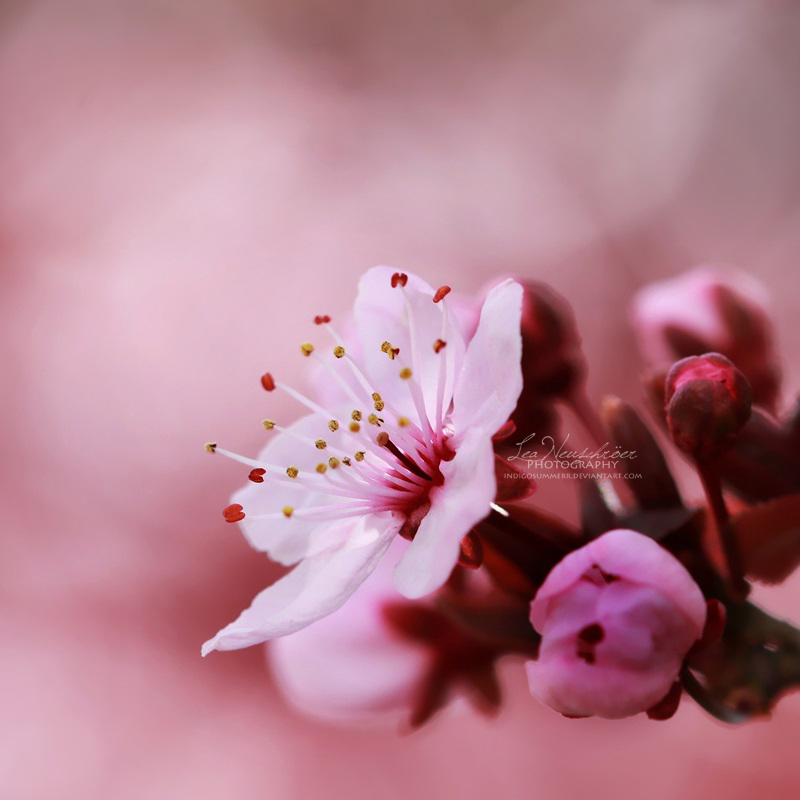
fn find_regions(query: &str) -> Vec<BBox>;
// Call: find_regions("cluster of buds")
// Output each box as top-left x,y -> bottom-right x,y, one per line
203,266 -> 800,728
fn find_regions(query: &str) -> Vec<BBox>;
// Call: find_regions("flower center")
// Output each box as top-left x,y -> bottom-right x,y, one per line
207,273 -> 457,528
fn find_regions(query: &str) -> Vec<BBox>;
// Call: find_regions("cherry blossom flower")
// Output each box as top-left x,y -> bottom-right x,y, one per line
526,529 -> 707,720
202,267 -> 523,654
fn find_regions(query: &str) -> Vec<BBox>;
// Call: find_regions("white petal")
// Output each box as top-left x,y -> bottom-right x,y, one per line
202,514 -> 400,654
392,428 -> 495,599
232,405 -> 370,565
451,279 -> 523,437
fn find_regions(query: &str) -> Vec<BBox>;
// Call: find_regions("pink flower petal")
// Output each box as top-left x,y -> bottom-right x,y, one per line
201,515 -> 400,654
531,529 -> 706,637
392,427 -> 495,599
451,279 -> 523,438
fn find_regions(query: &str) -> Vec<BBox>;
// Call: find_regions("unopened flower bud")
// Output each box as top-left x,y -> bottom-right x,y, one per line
665,353 -> 752,459
526,529 -> 706,719
632,267 -> 780,409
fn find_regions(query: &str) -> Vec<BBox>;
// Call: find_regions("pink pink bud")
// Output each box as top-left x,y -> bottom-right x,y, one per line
665,353 -> 752,459
631,267 -> 780,409
526,529 -> 706,719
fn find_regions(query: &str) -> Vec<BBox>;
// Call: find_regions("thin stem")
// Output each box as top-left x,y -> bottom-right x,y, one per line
697,461 -> 748,600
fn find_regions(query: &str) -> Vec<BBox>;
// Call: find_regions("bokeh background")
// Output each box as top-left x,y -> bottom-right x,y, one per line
2,0 -> 800,797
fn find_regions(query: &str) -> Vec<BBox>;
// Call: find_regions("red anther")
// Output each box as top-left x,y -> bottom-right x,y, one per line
248,468 -> 266,483
223,503 -> 246,523
433,338 -> 447,353
260,372 -> 276,392
313,315 -> 331,325
433,286 -> 451,303
391,272 -> 408,288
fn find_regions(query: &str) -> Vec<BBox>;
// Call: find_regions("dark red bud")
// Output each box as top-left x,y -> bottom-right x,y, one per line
665,353 -> 752,459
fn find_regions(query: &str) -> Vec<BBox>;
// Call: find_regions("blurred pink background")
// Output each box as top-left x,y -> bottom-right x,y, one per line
2,0 -> 800,797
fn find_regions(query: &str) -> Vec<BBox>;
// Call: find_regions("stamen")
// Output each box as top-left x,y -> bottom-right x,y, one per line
377,433 -> 433,481
352,410 -> 362,421
316,463 -> 327,474
381,341 -> 400,360
328,457 -> 340,469
315,439 -> 327,450
433,339 -> 447,353
286,466 -> 299,479
433,286 -> 451,303
262,419 -> 276,430
391,272 -> 408,288
205,442 -> 217,453
355,451 -> 366,461
314,315 -> 331,325
333,346 -> 345,359
300,342 -> 315,357
283,506 -> 294,518
368,413 -> 383,426
399,367 -> 413,380
328,419 -> 340,432
398,417 -> 410,427
261,373 -> 276,391
223,504 -> 245,523
248,468 -> 266,483
342,457 -> 352,466
349,422 -> 361,433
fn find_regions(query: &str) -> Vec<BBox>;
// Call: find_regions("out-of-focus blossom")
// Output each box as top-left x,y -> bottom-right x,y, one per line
631,268 -> 781,409
268,541 -> 432,724
526,529 -> 706,720
665,353 -> 752,460
270,539 -> 518,727
202,267 -> 523,654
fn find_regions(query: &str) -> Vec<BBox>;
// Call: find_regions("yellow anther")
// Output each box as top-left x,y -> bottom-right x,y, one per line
315,463 -> 327,474
342,457 -> 352,466
374,400 -> 385,412
376,432 -> 389,447
315,439 -> 327,450
355,451 -> 366,462
328,419 -> 340,432
349,422 -> 361,433
399,367 -> 413,380
286,466 -> 299,479
368,413 -> 383,426
398,417 -> 410,427
204,442 -> 217,453
372,392 -> 382,402
328,457 -> 340,469
333,345 -> 345,359
381,341 -> 398,360
300,342 -> 315,357
262,419 -> 276,430
352,410 -> 362,421
282,506 -> 294,518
